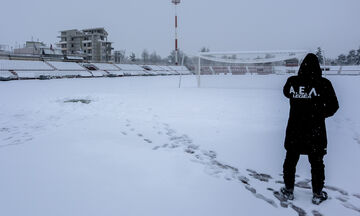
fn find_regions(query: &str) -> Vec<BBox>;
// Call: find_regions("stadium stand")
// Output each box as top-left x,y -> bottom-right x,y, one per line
90,71 -> 108,77
0,71 -> 16,80
81,63 -> 99,71
256,66 -> 273,75
245,66 -> 273,75
92,63 -> 119,71
200,66 -> 213,75
168,66 -> 191,75
115,64 -> 145,76
212,66 -> 229,75
160,66 -> 177,75
0,59 -> 54,71
51,71 -> 92,78
0,59 -> 192,81
15,71 -> 54,79
229,66 -> 247,75
107,70 -> 125,76
47,61 -> 86,71
142,65 -> 168,75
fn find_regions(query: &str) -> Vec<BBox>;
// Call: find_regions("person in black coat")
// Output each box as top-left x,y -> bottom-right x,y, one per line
280,53 -> 339,204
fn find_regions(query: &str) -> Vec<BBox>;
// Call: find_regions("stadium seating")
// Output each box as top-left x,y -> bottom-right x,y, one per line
90,71 -> 108,77
15,71 -> 53,79
230,66 -> 247,75
0,59 -> 192,81
200,66 -> 213,75
0,59 -> 54,71
107,71 -> 125,76
168,66 -> 191,75
0,71 -> 16,80
47,61 -> 86,71
92,63 -> 120,71
115,64 -> 144,71
51,71 -> 92,78
212,66 -> 229,75
143,65 -> 168,75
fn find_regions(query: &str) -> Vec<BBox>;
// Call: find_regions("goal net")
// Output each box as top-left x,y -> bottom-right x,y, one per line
196,50 -> 307,88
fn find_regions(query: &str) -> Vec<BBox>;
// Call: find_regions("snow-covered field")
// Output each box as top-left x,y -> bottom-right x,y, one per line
0,75 -> 359,216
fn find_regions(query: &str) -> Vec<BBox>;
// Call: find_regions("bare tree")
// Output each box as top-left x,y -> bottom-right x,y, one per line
149,51 -> 161,64
141,49 -> 149,64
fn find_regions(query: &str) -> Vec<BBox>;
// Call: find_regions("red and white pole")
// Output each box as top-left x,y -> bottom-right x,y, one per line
172,0 -> 180,65
175,4 -> 178,65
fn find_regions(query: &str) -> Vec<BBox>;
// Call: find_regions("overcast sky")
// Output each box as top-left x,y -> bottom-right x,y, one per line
1,0 -> 359,58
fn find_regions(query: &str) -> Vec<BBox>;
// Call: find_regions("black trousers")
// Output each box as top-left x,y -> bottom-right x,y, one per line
283,151 -> 325,194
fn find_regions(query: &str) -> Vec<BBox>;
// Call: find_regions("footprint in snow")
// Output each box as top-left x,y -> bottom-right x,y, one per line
144,139 -> 152,144
143,122 -> 360,215
354,136 -> 360,145
353,193 -> 360,199
246,169 -> 272,182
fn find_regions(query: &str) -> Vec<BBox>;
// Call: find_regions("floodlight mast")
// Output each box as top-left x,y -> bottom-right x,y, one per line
172,0 -> 180,65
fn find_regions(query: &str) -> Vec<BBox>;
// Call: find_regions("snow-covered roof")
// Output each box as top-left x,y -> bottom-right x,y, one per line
47,61 -> 85,71
0,59 -> 53,71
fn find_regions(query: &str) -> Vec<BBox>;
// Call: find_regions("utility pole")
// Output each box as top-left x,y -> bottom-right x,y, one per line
171,0 -> 181,65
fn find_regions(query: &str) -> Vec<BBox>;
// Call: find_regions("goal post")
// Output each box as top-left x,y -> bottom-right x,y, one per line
196,50 -> 308,87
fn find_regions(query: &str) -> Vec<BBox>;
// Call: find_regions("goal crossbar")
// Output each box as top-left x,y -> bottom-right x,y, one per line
196,50 -> 308,87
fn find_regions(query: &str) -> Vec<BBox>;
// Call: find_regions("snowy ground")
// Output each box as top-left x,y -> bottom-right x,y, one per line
0,75 -> 359,216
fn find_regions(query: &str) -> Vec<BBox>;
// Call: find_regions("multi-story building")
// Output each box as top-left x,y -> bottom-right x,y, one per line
58,28 -> 113,62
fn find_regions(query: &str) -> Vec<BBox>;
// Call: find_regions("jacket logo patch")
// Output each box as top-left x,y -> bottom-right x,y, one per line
290,86 -> 318,98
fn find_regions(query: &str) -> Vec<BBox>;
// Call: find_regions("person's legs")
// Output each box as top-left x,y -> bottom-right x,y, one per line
283,151 -> 300,190
308,154 -> 325,194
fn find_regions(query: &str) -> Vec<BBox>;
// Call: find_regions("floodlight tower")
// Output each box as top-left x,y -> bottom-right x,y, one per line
172,0 -> 181,65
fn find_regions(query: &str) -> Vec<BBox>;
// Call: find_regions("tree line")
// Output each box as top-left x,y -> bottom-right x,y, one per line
316,46 -> 360,65
113,49 -> 194,67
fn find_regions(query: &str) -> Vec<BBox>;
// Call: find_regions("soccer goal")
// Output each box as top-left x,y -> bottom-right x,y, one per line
196,50 -> 307,87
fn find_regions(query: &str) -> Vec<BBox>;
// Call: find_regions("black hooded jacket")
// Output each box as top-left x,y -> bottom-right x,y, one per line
283,53 -> 339,155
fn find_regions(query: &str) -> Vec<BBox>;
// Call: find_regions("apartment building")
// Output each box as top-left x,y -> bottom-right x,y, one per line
58,28 -> 113,62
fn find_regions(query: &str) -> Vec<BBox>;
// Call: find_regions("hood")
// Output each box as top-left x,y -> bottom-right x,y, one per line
298,53 -> 322,79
